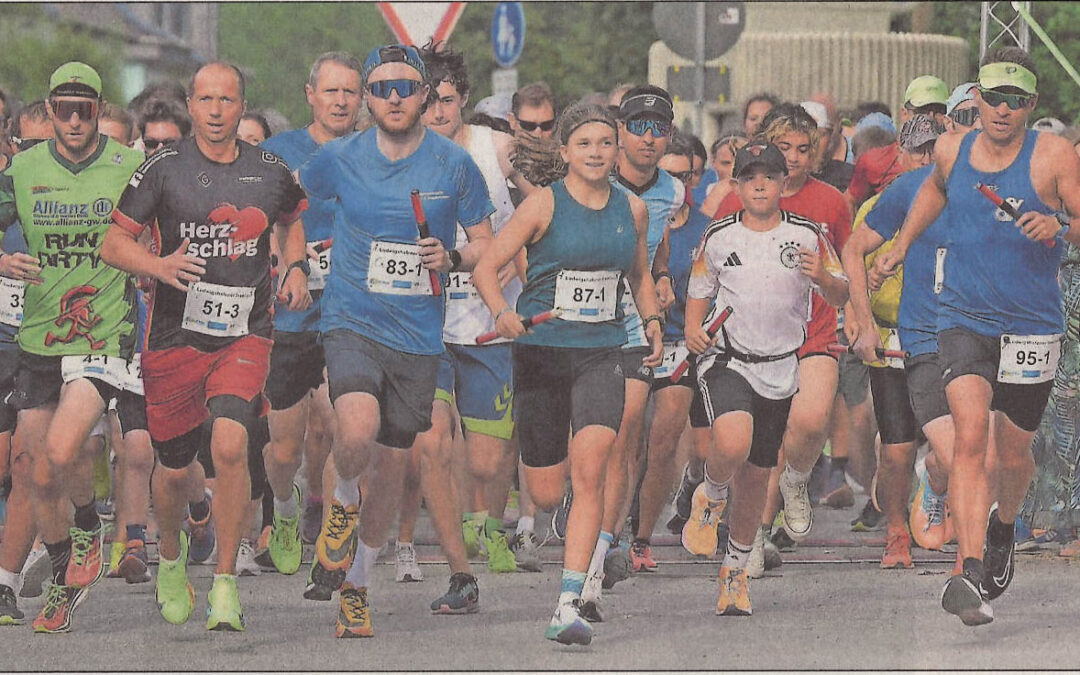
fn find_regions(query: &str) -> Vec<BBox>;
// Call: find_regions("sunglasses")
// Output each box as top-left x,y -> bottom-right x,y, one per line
625,118 -> 672,138
949,107 -> 980,128
143,138 -> 179,152
50,99 -> 98,121
978,88 -> 1034,110
366,79 -> 424,100
668,169 -> 694,184
517,118 -> 555,133
10,136 -> 47,152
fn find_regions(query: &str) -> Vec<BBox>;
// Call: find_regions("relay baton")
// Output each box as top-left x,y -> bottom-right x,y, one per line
475,309 -> 563,344
312,238 -> 332,254
670,305 -> 734,382
827,342 -> 908,360
409,189 -> 443,296
975,182 -> 1054,248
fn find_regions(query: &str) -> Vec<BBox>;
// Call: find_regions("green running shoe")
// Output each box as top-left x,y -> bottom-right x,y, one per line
206,575 -> 245,632
462,519 -> 481,559
156,532 -> 195,626
481,528 -> 517,573
269,484 -> 303,575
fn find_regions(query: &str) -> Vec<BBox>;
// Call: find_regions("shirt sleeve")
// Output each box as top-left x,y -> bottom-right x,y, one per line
0,171 -> 16,231
828,191 -> 853,253
454,153 -> 495,229
687,232 -> 721,300
276,165 -> 309,226
112,152 -> 167,236
846,158 -> 870,205
863,178 -> 909,241
298,144 -> 338,202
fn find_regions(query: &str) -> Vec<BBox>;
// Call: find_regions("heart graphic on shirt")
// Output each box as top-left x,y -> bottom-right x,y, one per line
208,204 -> 269,260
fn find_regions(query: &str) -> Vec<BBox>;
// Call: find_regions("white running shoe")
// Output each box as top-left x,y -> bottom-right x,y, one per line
747,526 -> 767,579
18,543 -> 50,598
236,538 -> 261,577
395,542 -> 424,582
578,572 -> 604,623
779,464 -> 813,540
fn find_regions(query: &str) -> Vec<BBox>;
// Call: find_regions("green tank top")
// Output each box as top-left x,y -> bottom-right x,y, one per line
516,179 -> 636,348
0,137 -> 142,357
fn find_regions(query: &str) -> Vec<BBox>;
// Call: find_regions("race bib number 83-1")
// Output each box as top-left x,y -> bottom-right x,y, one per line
367,241 -> 432,296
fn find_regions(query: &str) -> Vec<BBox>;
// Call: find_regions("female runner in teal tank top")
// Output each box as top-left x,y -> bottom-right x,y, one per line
473,103 -> 662,646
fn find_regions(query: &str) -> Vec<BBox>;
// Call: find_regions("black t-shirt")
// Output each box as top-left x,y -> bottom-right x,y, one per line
814,159 -> 854,193
114,138 -> 306,352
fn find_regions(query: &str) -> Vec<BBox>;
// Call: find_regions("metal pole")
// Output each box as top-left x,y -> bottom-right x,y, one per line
694,1 -> 706,136
980,2 -> 990,60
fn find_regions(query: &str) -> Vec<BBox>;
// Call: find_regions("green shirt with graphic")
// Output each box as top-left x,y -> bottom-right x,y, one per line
0,136 -> 142,358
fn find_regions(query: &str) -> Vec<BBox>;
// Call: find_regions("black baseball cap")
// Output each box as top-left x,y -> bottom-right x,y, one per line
618,85 -> 674,122
733,140 -> 787,179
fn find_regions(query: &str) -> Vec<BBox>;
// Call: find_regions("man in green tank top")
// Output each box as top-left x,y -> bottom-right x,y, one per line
0,62 -> 142,634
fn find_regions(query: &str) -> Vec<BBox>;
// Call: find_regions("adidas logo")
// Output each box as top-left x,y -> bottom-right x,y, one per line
723,252 -> 743,267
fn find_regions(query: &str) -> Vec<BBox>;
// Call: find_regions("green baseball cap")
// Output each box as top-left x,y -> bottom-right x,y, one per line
978,61 -> 1037,95
49,62 -> 102,98
904,75 -> 949,108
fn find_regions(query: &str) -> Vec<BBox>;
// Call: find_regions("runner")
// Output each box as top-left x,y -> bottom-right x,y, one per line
472,101 -> 662,644
876,47 -> 1080,625
0,62 -> 143,633
685,138 -> 847,616
103,61 -> 309,631
741,93 -> 779,137
297,44 -> 493,637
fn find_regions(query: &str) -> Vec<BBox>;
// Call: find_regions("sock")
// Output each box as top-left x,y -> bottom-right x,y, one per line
395,540 -> 413,550
213,573 -> 236,585
988,514 -> 1014,545
126,524 -> 147,543
558,568 -> 586,606
484,516 -> 503,537
516,516 -> 535,535
261,489 -> 274,529
962,556 -> 984,580
189,496 -> 211,523
686,460 -> 704,483
344,538 -> 381,588
73,499 -> 100,532
784,463 -> 812,484
722,538 -> 754,571
45,539 -> 71,585
703,465 -> 729,503
633,536 -> 650,547
274,492 -> 298,519
0,565 -> 18,590
587,531 -> 614,577
333,468 -> 360,507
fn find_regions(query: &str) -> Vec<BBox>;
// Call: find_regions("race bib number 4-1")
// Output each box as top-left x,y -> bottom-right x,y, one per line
367,241 -> 432,296
553,270 -> 619,323
0,277 -> 25,327
61,354 -> 129,390
998,333 -> 1062,384
653,341 -> 690,380
182,282 -> 255,338
308,245 -> 331,291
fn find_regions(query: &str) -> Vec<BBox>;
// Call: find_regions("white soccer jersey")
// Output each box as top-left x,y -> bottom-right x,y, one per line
688,210 -> 845,399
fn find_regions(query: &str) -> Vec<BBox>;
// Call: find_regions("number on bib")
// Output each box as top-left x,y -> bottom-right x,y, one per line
182,282 -> 255,337
124,353 -> 144,395
653,341 -> 690,380
446,272 -> 481,303
367,241 -> 432,296
553,270 -> 619,323
997,333 -> 1061,384
308,245 -> 331,291
0,277 -> 24,327
60,354 -> 129,390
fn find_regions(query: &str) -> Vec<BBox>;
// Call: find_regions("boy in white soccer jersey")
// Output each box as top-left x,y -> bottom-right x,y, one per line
683,139 -> 848,616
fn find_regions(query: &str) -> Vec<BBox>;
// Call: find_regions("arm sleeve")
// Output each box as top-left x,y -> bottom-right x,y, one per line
454,154 -> 495,228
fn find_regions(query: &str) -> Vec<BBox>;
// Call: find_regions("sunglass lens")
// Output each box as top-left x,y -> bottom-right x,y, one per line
52,100 -> 96,120
368,80 -> 420,99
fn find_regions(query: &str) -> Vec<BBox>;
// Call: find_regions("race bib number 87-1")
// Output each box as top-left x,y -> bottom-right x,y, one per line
554,270 -> 619,323
182,282 -> 255,337
997,333 -> 1062,384
367,241 -> 432,296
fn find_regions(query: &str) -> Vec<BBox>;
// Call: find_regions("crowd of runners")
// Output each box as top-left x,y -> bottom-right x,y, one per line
0,39 -> 1077,645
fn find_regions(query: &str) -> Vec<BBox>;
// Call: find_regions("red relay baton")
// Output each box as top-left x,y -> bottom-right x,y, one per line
975,182 -> 1054,248
312,238 -> 332,254
670,305 -> 734,382
827,342 -> 908,360
475,309 -> 563,345
409,190 -> 443,296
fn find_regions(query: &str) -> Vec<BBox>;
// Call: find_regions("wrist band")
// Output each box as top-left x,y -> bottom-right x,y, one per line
495,307 -> 513,321
644,314 -> 664,329
654,271 -> 672,283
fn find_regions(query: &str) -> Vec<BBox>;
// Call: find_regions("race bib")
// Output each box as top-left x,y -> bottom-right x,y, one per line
554,270 -> 619,323
182,282 -> 255,338
125,353 -> 143,396
877,327 -> 905,369
308,245 -> 331,291
367,241 -> 432,296
446,272 -> 481,304
653,340 -> 690,380
0,277 -> 24,327
998,333 -> 1061,384
60,354 -> 128,390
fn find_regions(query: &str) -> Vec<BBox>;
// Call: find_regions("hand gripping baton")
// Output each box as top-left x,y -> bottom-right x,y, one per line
975,182 -> 1054,248
670,305 -> 734,382
475,309 -> 563,344
827,342 -> 908,360
410,190 -> 443,296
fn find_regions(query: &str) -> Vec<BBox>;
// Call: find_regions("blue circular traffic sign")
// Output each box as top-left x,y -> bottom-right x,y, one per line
491,2 -> 525,68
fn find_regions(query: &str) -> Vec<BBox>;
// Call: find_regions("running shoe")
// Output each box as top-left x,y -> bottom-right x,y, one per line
508,530 -> 543,572
481,528 -> 517,573
94,498 -> 115,522
19,544 -> 50,598
908,456 -> 951,550
205,575 -> 245,632
315,498 -> 359,572
303,556 -> 345,601
667,464 -> 705,534
301,497 -> 323,545
682,483 -> 725,557
335,582 -> 373,638
778,466 -> 813,540
430,572 -> 479,614
236,539 -> 261,577
579,572 -> 604,623
602,541 -> 633,589
715,565 -> 752,616
770,527 -> 797,552
982,507 -> 1015,601
31,583 -> 86,634
106,540 -> 124,579
66,523 -> 107,589
0,584 -> 24,625
1058,538 -> 1080,558
819,482 -> 855,508
395,542 -> 423,582
850,498 -> 884,532
462,519 -> 482,559
880,526 -> 914,569
544,599 -> 592,645
763,532 -> 783,571
156,532 -> 195,625
747,526 -> 768,579
551,491 -> 572,541
118,539 -> 152,584
269,484 -> 303,575
1016,526 -> 1071,552
186,490 -> 216,565
629,540 -> 658,572
253,525 -> 273,569
941,570 -> 993,626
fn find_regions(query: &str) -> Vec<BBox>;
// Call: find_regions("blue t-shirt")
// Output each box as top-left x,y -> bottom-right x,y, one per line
664,204 -> 710,341
299,129 -> 493,355
261,128 -> 335,334
692,169 -> 718,206
864,165 -> 941,357
0,223 -> 28,348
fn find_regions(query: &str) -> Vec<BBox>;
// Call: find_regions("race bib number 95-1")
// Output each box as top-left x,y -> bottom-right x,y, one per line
367,241 -> 432,296
553,270 -> 619,323
182,282 -> 255,337
997,333 -> 1062,384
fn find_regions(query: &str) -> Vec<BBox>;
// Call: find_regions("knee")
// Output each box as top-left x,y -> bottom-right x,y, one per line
528,483 -> 562,510
467,449 -> 502,483
335,419 -> 377,457
417,431 -> 450,473
570,461 -> 606,497
270,436 -> 304,465
121,438 -> 156,475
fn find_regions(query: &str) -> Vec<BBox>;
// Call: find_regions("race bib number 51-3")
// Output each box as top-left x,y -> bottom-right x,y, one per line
182,282 -> 255,338
998,333 -> 1062,384
367,241 -> 433,296
553,270 -> 619,323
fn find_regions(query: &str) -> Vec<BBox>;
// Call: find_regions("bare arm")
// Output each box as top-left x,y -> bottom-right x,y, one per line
626,195 -> 663,366
651,224 -> 674,311
275,216 -> 311,311
101,223 -> 205,292
418,217 -> 493,275
840,224 -> 888,362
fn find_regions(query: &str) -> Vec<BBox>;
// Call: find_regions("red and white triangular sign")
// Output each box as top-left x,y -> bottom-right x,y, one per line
377,2 -> 467,47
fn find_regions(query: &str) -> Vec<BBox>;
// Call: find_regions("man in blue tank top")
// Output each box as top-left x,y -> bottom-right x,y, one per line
298,44 -> 493,639
878,48 -> 1080,627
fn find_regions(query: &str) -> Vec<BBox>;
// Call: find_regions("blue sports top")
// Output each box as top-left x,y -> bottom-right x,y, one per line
0,223 -> 28,348
299,128 -> 493,355
516,180 -> 636,349
940,129 -> 1062,336
664,203 -> 710,341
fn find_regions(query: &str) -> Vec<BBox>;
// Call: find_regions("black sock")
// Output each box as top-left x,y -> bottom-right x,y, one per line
261,486 -> 274,529
962,557 -> 984,581
125,524 -> 147,542
73,499 -> 100,532
988,514 -> 1014,545
45,539 -> 72,585
633,537 -> 650,547
189,496 -> 210,523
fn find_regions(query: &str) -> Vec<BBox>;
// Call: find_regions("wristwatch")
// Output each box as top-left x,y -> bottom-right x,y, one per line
448,249 -> 463,271
287,259 -> 311,277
